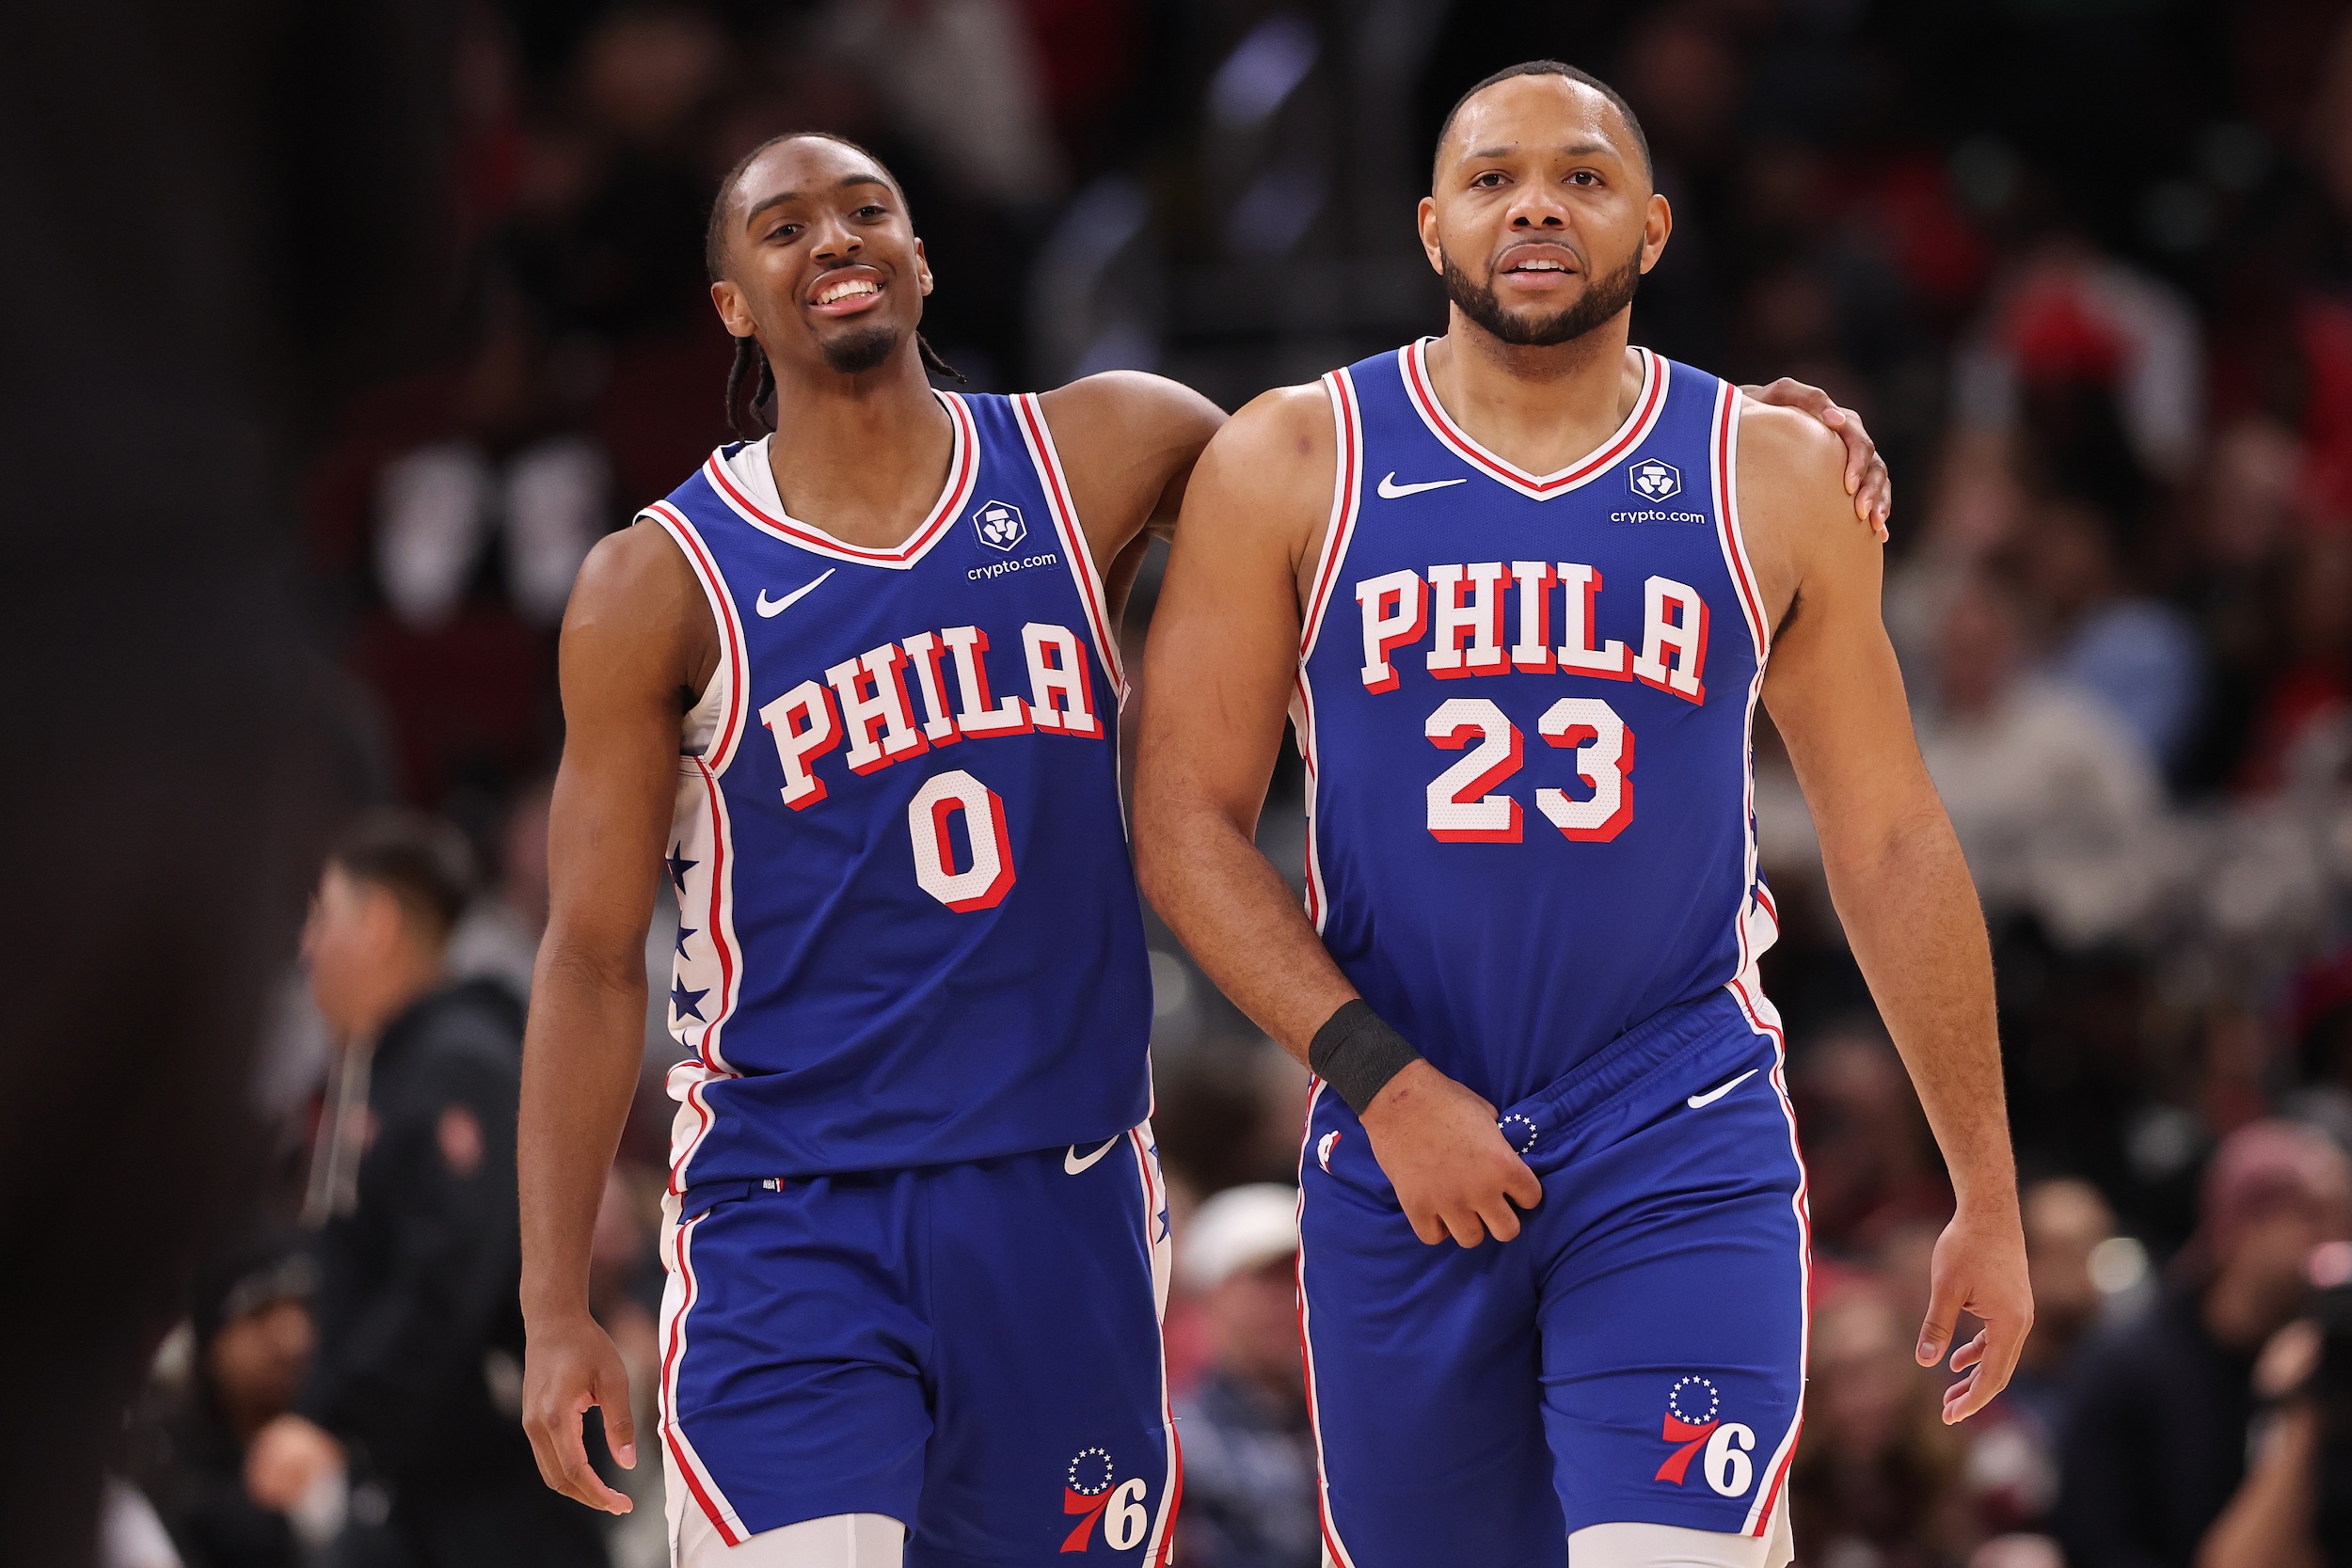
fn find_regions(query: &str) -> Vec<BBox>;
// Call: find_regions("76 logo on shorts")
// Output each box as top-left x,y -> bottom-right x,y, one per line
1655,1376 -> 1757,1498
1060,1448 -> 1150,1553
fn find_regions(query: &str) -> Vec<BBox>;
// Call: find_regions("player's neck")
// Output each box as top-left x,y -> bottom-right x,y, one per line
764,347 -> 956,551
1425,312 -> 1643,476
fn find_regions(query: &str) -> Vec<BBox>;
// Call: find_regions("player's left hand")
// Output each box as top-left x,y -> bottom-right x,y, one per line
1917,1199 -> 2034,1425
1740,378 -> 1891,541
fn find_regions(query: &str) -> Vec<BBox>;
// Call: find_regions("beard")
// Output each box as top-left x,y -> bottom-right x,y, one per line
818,321 -> 901,375
1441,240 -> 1645,348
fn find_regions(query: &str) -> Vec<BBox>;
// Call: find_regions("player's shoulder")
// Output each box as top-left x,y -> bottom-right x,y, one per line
1735,396 -> 1848,499
1204,380 -> 1333,471
1037,370 -> 1224,449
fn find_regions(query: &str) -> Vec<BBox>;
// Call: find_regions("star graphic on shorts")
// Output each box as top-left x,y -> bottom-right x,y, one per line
666,846 -> 697,895
670,976 -> 709,1022
675,924 -> 697,956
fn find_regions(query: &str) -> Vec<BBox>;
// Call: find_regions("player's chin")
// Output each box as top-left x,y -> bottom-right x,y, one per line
814,319 -> 906,376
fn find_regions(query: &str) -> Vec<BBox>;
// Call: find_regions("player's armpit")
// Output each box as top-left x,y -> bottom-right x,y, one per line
1133,384 -> 1353,1055
1036,371 -> 1226,587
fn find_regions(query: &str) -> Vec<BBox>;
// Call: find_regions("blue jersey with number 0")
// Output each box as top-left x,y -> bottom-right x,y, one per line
644,391 -> 1152,1186
1295,341 -> 1784,1110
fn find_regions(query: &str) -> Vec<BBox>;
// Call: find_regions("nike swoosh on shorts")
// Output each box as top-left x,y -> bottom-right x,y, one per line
1686,1069 -> 1758,1110
1065,1137 -> 1121,1175
755,568 -> 836,618
1376,471 -> 1468,499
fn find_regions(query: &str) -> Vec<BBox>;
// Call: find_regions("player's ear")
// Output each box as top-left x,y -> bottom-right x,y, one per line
1417,195 -> 1443,276
914,237 -> 934,297
1638,192 -> 1673,276
710,278 -> 757,338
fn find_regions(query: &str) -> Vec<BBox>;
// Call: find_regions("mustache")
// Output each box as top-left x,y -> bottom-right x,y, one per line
1440,242 -> 1645,348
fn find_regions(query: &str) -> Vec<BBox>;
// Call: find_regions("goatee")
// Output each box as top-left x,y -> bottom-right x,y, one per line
819,324 -> 900,375
1442,242 -> 1645,348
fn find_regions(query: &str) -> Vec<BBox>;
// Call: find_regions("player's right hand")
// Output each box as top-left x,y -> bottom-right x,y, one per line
523,1311 -> 639,1514
1358,1060 -> 1544,1246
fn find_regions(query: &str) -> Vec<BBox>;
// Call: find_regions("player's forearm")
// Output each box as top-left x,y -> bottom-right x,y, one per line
1820,801 -> 2016,1212
517,942 -> 648,1322
1135,797 -> 1359,1060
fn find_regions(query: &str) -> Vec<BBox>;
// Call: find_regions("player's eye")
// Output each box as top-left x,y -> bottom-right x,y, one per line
855,204 -> 886,218
1472,171 -> 1507,188
1568,170 -> 1600,186
765,222 -> 800,242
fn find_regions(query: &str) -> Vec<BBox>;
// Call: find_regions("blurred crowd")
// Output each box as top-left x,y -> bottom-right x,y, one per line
100,2 -> 2352,1567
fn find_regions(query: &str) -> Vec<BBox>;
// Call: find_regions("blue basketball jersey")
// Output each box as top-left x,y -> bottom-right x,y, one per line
644,391 -> 1152,1186
1295,341 -> 1784,1110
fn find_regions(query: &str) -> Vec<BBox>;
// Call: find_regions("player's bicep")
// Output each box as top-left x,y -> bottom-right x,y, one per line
1138,405 -> 1320,831
542,529 -> 700,974
1758,494 -> 1937,857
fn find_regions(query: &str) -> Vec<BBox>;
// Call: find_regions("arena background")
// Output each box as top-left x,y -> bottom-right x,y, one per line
6,2 -> 2352,1565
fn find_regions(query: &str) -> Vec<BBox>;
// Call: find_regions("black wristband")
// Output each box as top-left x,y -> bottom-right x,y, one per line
1309,1000 -> 1422,1117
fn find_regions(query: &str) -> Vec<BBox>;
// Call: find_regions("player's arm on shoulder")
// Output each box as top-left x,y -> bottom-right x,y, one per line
1037,371 -> 1226,619
516,520 -> 707,1515
1136,388 -> 1544,1249
1746,405 -> 2031,1425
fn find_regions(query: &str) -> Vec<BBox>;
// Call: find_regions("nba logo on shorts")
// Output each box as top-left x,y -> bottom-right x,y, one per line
974,499 -> 1028,550
1629,458 -> 1681,500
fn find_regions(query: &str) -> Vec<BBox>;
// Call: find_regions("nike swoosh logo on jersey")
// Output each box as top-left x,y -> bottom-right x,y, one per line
1065,1136 -> 1121,1175
755,569 -> 836,618
1686,1069 -> 1758,1110
1376,471 -> 1468,499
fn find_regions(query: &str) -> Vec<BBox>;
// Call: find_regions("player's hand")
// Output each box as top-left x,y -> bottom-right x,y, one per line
1740,378 -> 1891,541
1917,1199 -> 2033,1424
1358,1060 -> 1544,1247
245,1413 -> 343,1512
523,1310 -> 638,1514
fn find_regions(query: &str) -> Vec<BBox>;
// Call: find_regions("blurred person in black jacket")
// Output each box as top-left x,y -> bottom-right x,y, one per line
2057,1120 -> 2352,1568
244,811 -> 604,1568
131,1229 -> 318,1568
0,6 -> 457,1562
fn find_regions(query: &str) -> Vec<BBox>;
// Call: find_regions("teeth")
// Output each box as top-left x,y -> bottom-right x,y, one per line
817,278 -> 879,306
1517,261 -> 1565,271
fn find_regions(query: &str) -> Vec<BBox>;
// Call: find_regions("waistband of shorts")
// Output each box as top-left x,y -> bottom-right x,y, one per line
1493,989 -> 1761,1150
675,1176 -> 788,1220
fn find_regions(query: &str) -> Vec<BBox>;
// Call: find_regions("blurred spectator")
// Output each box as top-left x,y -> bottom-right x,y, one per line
2057,1119 -> 2352,1567
1171,1183 -> 1319,1568
1788,1275 -> 1976,1567
1790,1030 -> 1953,1256
252,811 -> 606,1568
1915,569 -> 2169,948
130,1231 -> 318,1568
1955,240 -> 2203,487
2009,1180 -> 2122,1440
2017,495 -> 2206,772
447,771 -> 555,1002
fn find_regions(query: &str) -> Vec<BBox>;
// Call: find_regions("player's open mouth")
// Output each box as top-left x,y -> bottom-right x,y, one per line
1497,246 -> 1581,285
809,271 -> 885,315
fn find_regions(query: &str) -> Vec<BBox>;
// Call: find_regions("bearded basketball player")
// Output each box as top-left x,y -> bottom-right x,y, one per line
517,127 -> 1894,1568
1135,62 -> 2030,1568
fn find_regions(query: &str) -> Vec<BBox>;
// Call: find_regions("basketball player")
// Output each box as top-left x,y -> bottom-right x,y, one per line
1133,63 -> 2031,1568
516,130 -> 1891,1568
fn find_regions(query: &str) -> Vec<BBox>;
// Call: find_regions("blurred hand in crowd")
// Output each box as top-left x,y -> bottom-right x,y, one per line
243,1414 -> 343,1514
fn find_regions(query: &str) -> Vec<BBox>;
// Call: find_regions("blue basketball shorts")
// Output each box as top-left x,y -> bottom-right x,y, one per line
1298,990 -> 1811,1567
657,1124 -> 1179,1566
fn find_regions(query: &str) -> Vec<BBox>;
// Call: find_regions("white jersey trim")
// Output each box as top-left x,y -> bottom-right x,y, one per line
1295,1082 -> 1361,1568
1299,368 -> 1365,663
645,502 -> 749,776
1127,1125 -> 1182,1567
1400,338 -> 1667,501
697,392 -> 980,570
1010,392 -> 1129,706
660,1209 -> 749,1546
